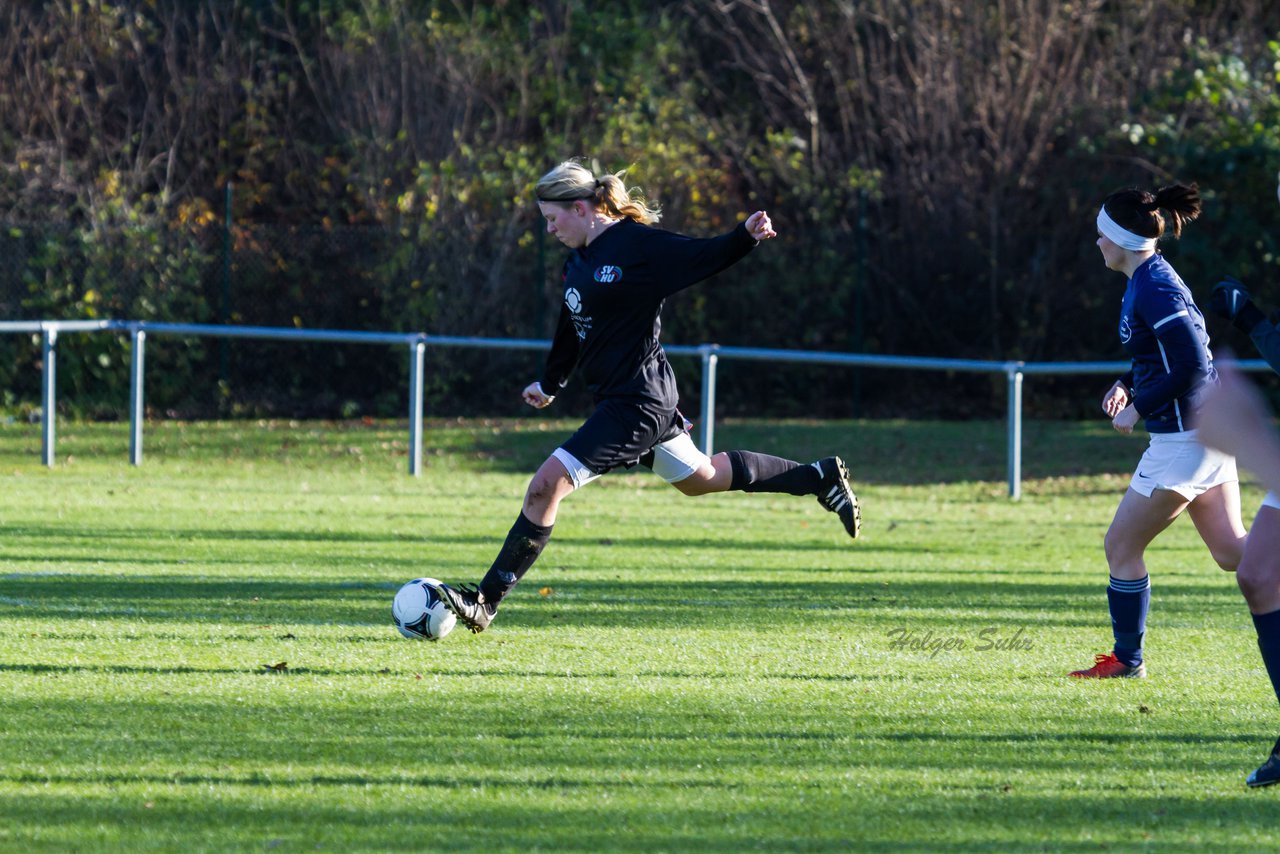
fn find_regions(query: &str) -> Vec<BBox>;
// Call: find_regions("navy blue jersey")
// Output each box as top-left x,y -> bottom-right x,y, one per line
539,219 -> 757,407
1117,254 -> 1216,433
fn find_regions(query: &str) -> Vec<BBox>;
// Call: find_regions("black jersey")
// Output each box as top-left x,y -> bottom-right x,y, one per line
539,219 -> 757,408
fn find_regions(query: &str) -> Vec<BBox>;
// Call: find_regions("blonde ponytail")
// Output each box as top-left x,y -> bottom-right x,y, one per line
535,160 -> 661,225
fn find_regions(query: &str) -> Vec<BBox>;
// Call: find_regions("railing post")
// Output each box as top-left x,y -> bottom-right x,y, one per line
1006,361 -> 1024,500
407,339 -> 425,476
129,327 -> 146,466
41,326 -> 57,468
699,344 -> 719,456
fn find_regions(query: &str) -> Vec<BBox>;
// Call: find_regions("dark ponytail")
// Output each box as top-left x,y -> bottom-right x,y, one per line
1103,182 -> 1201,241
1150,183 -> 1201,239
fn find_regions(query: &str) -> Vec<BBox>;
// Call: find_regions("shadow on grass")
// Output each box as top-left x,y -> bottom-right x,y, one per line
1,523 -> 1024,556
0,573 -> 1245,631
0,662 -> 370,677
4,525 -> 441,545
0,719 -> 1264,787
5,762 -> 1280,854
3,417 -> 1144,485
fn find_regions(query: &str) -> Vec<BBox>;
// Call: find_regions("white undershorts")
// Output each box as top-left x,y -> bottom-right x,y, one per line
552,431 -> 710,490
1130,429 -> 1238,501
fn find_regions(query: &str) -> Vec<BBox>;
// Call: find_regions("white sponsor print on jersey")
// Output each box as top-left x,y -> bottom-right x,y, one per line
1119,315 -> 1133,344
565,287 -> 592,340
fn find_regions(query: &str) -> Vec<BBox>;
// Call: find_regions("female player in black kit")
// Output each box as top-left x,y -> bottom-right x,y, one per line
438,160 -> 861,633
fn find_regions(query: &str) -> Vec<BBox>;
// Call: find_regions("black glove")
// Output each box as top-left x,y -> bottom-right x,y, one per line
1210,276 -> 1267,333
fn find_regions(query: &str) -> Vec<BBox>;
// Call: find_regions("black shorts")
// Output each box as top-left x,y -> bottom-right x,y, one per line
559,398 -> 686,476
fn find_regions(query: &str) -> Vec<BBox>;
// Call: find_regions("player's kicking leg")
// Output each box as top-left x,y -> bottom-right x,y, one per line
439,455 -> 571,633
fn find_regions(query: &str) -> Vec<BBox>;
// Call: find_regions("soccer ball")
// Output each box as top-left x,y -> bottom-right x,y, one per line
391,577 -> 457,641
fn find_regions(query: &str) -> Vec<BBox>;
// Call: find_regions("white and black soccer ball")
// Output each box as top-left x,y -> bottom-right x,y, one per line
391,577 -> 457,641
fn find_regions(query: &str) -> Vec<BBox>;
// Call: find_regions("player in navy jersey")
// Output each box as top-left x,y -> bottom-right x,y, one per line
1203,169 -> 1280,786
1069,182 -> 1246,679
436,159 -> 861,634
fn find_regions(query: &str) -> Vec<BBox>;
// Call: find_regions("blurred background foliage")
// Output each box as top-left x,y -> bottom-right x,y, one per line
2,0 -> 1280,420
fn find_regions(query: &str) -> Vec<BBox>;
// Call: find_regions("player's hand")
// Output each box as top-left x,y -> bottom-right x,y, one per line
522,382 -> 555,409
1111,403 -> 1140,434
1101,380 -> 1130,418
745,210 -> 776,241
1210,276 -> 1252,321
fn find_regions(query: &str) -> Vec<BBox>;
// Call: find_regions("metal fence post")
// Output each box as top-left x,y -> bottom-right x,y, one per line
129,327 -> 146,465
1006,361 -> 1024,500
40,326 -> 57,468
408,340 -> 425,476
220,181 -> 233,383
698,344 -> 719,456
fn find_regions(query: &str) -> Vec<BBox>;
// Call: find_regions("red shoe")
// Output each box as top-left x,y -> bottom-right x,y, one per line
1069,652 -> 1146,679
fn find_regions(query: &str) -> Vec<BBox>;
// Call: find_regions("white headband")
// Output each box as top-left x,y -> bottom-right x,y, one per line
1097,206 -> 1156,252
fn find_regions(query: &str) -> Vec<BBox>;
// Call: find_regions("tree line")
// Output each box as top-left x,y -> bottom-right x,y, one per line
2,0 -> 1279,420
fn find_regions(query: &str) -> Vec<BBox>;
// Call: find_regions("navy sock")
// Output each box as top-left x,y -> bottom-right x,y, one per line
727,450 -> 821,495
477,511 -> 553,607
1253,608 -> 1280,707
1108,575 -> 1150,667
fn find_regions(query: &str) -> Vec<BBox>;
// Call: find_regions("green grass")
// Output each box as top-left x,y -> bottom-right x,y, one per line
2,417 -> 1279,851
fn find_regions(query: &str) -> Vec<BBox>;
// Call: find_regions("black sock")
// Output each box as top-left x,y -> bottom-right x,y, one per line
477,511 -> 553,607
1254,608 -> 1280,708
727,450 -> 821,495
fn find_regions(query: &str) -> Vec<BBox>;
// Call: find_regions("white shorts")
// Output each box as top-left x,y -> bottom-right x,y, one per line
552,431 -> 709,490
1130,429 -> 1238,501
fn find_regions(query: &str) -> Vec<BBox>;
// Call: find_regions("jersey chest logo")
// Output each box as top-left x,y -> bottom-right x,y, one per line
594,265 -> 623,283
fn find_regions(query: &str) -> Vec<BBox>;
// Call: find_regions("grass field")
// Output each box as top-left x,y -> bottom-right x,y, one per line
3,416 -> 1280,851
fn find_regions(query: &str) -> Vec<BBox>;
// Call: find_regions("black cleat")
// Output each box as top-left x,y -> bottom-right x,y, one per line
817,456 -> 861,539
437,583 -> 496,634
1247,737 -> 1280,788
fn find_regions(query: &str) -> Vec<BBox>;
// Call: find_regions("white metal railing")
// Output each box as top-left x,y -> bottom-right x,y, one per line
0,319 -> 1271,498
